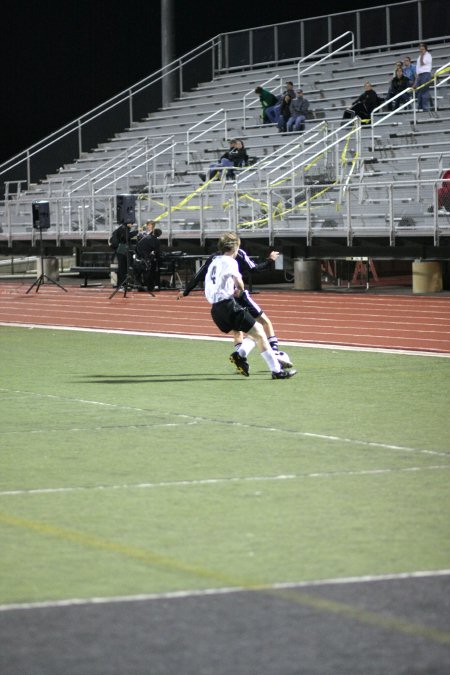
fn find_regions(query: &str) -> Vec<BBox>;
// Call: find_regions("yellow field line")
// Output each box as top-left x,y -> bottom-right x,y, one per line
2,510 -> 450,644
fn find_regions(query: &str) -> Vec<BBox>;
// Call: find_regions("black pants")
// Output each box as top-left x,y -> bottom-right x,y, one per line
142,260 -> 159,292
343,103 -> 368,120
116,254 -> 128,287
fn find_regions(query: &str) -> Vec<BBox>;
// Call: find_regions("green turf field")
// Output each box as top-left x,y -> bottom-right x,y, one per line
1,326 -> 449,605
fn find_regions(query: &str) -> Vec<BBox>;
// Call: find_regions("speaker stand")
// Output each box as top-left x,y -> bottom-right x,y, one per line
26,229 -> 67,294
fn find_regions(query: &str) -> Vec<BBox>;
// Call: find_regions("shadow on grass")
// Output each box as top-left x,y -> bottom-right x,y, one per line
72,373 -> 257,383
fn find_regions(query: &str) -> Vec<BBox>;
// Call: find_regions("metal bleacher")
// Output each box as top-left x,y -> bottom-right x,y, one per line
0,2 -> 449,254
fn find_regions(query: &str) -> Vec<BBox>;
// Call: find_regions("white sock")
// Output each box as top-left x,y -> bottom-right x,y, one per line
238,337 -> 256,358
261,349 -> 281,373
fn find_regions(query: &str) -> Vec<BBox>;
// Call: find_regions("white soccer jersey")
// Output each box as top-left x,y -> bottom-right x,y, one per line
204,255 -> 240,304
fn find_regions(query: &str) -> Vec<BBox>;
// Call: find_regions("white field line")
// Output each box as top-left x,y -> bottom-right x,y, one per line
1,322 -> 450,357
1,569 -> 449,613
0,465 -> 449,498
1,386 -> 449,458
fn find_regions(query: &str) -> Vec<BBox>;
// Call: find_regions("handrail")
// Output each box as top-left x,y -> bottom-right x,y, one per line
68,137 -> 151,195
186,110 -> 228,163
1,176 -> 448,248
267,118 -> 359,185
297,32 -> 355,88
237,120 -> 328,186
433,60 -> 450,112
370,61 -> 450,149
238,138 -> 303,184
0,36 -> 220,188
69,136 -> 175,196
242,75 -> 282,129
94,142 -> 177,194
370,87 -> 416,151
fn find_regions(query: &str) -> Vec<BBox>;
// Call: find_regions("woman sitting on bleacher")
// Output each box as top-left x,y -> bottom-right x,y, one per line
200,139 -> 248,182
387,67 -> 411,110
342,81 -> 383,124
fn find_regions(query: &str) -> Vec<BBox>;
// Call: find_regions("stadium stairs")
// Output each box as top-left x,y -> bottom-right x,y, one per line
1,39 -> 449,264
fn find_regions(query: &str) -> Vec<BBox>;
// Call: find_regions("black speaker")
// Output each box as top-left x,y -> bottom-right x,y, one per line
32,201 -> 51,230
116,194 -> 136,224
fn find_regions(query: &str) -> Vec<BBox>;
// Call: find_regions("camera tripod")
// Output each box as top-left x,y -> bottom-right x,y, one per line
26,228 -> 67,294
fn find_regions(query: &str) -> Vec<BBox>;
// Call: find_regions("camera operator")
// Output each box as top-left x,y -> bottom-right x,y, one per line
134,227 -> 162,292
109,222 -> 138,288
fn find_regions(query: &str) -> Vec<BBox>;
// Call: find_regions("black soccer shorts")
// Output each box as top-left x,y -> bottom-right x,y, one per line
211,298 -> 256,334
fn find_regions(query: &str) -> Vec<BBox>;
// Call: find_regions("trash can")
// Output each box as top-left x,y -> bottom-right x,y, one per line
294,259 -> 321,291
37,257 -> 59,281
412,261 -> 442,293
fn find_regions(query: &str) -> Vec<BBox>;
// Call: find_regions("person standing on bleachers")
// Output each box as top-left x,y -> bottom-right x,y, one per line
414,42 -> 432,111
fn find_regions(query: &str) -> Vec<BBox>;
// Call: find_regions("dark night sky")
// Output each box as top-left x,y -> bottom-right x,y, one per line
2,0 -> 408,164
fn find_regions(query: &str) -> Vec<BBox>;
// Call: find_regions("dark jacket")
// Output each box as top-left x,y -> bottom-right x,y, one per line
279,97 -> 293,122
352,89 -> 382,115
221,146 -> 249,167
135,232 -> 161,261
182,249 -> 273,296
110,223 -> 138,251
389,74 -> 410,97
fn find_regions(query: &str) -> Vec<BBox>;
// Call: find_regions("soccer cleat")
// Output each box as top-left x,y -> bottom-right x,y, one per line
271,369 -> 297,380
229,352 -> 249,377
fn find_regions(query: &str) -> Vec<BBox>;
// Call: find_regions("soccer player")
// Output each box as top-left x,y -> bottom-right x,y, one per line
178,235 -> 293,371
204,232 -> 296,380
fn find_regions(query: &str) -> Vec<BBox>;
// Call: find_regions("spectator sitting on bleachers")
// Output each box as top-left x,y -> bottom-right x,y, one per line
391,60 -> 403,77
200,139 -> 249,182
277,94 -> 293,132
286,89 -> 310,132
387,67 -> 411,110
428,169 -> 450,214
402,56 -> 416,85
265,81 -> 296,125
438,170 -> 450,213
254,86 -> 279,124
342,81 -> 383,123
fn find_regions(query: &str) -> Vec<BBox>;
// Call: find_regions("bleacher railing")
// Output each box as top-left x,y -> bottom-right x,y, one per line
186,110 -> 228,163
2,176 -> 448,248
1,0 -> 448,203
0,37 -> 221,196
243,75 -> 282,129
433,60 -> 450,112
297,32 -> 355,88
370,61 -> 450,150
67,136 -> 175,197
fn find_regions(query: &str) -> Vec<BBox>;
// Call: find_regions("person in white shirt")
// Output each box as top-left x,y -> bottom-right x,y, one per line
414,42 -> 433,111
204,232 -> 297,379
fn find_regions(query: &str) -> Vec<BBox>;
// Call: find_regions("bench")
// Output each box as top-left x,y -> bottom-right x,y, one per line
71,251 -> 115,287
